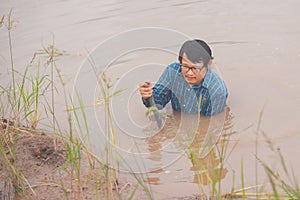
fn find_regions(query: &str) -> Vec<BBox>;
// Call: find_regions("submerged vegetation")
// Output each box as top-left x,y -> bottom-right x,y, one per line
0,10 -> 299,200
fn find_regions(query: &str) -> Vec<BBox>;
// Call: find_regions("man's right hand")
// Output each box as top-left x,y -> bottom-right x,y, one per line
139,82 -> 153,99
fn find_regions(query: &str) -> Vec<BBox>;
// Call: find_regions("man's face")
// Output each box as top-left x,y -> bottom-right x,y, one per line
181,53 -> 207,86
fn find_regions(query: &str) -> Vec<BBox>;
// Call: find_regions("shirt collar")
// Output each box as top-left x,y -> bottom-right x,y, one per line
201,69 -> 213,88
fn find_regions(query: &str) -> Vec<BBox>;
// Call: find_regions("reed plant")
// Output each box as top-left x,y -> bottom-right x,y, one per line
187,118 -> 238,199
1,9 -> 153,200
0,11 -> 52,198
7,9 -> 16,103
254,110 -> 299,199
224,110 -> 299,200
186,105 -> 300,200
0,125 -> 34,198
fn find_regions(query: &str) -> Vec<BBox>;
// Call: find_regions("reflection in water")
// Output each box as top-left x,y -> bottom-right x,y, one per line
146,177 -> 161,185
146,168 -> 164,185
145,107 -> 234,186
190,151 -> 228,185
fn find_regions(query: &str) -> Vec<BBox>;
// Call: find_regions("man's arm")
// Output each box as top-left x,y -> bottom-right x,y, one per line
139,66 -> 173,109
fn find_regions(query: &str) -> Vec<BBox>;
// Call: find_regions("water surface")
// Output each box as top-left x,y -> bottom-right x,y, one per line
1,0 -> 300,198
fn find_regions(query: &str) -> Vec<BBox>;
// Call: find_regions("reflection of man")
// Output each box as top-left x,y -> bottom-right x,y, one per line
190,150 -> 228,186
144,107 -> 233,186
139,39 -> 228,116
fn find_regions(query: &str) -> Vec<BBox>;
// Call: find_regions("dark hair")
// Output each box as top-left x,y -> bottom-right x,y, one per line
178,39 -> 213,66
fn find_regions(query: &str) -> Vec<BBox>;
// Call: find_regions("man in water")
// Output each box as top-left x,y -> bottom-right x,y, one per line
139,39 -> 228,116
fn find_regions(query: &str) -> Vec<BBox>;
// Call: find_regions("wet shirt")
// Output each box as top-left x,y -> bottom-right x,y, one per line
142,62 -> 228,116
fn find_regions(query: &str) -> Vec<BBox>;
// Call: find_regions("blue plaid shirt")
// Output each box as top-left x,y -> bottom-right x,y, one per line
142,62 -> 228,116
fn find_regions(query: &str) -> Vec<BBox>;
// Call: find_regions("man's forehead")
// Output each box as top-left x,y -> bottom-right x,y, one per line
182,53 -> 204,64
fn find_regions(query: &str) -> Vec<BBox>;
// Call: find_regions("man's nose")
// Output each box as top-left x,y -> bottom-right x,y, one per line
187,68 -> 194,75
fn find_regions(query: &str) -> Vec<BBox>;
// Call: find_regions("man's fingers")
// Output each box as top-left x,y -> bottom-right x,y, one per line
142,93 -> 152,99
140,87 -> 152,92
140,89 -> 153,98
139,82 -> 153,99
139,81 -> 151,88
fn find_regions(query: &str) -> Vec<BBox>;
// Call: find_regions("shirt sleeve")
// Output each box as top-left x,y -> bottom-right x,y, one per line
142,66 -> 173,109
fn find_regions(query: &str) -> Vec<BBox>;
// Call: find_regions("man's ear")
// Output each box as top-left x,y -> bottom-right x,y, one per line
207,59 -> 213,67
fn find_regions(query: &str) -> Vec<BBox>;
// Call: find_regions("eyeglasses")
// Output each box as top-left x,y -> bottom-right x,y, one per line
180,64 -> 206,74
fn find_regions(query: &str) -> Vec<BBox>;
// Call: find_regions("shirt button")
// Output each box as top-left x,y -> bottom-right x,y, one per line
183,104 -> 186,107
187,88 -> 190,91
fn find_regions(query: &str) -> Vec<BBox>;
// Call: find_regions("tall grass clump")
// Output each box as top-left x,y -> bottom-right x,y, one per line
0,10 -> 84,199
187,108 -> 238,199
187,106 -> 299,200
0,124 -> 35,198
3,9 -> 152,199
29,38 -> 68,133
0,10 -> 64,198
226,110 -> 299,200
255,110 -> 299,199
87,56 -> 121,198
0,10 -> 155,200
73,56 -> 155,199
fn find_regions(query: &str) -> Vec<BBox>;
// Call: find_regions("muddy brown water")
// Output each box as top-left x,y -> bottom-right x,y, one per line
1,0 -> 300,199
